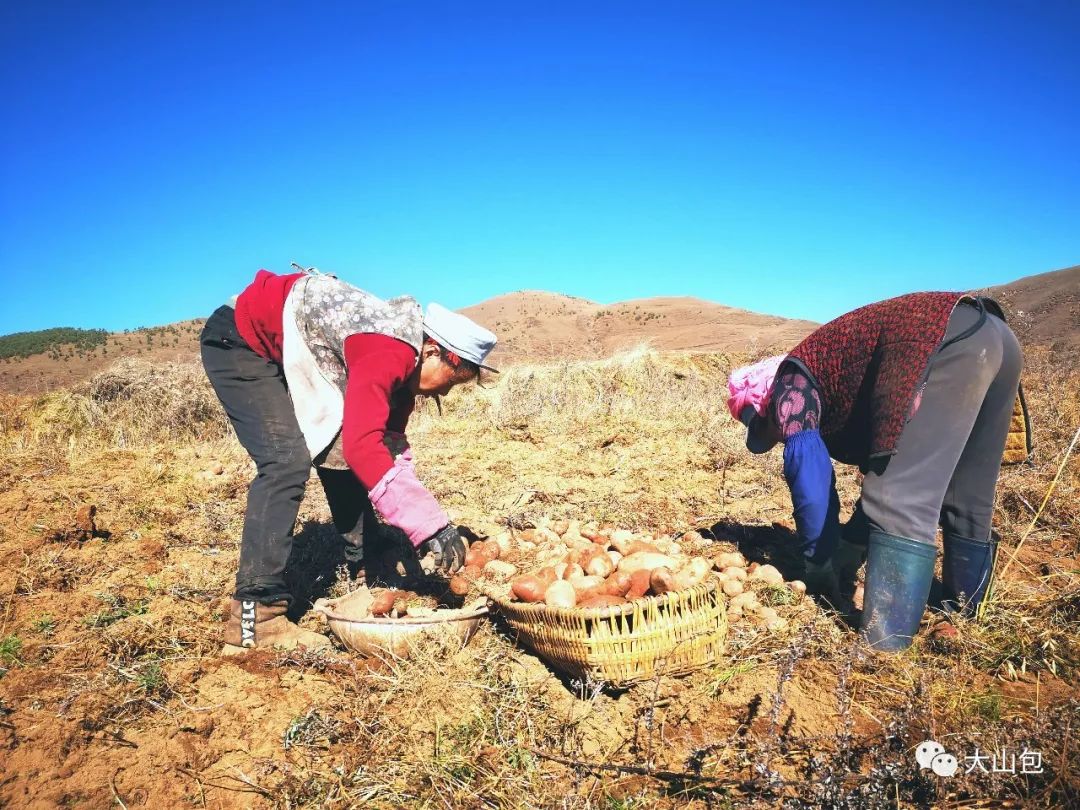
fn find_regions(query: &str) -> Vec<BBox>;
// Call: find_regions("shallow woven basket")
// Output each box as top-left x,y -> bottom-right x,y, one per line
487,577 -> 726,687
313,591 -> 488,660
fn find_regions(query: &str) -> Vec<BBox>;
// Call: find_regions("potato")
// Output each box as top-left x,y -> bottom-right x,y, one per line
787,579 -> 807,596
478,542 -> 500,562
722,579 -> 744,597
766,618 -> 788,632
649,567 -> 678,596
618,552 -> 681,574
370,589 -> 402,616
727,606 -> 743,621
550,519 -> 570,536
716,551 -> 748,570
682,530 -> 704,544
625,540 -> 662,555
729,592 -> 759,611
511,575 -> 547,603
579,594 -> 628,609
655,537 -> 681,556
562,563 -> 584,581
544,580 -> 577,608
750,564 -> 784,585
490,532 -> 513,556
535,528 -> 562,545
678,558 -> 712,588
463,564 -> 484,580
483,559 -> 517,579
757,606 -> 779,622
518,529 -> 537,542
604,571 -> 633,597
607,550 -> 623,568
585,553 -> 615,578
449,575 -> 470,596
464,547 -> 484,567
569,575 -> 605,597
628,569 -> 652,599
723,566 -> 747,582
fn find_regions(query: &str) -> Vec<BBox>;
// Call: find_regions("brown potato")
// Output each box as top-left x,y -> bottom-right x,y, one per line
449,575 -> 470,596
723,566 -> 747,581
464,548 -> 484,568
569,575 -> 605,597
649,567 -> 677,596
463,564 -> 484,580
722,579 -> 744,597
617,552 -> 680,574
604,571 -> 633,597
787,579 -> 807,596
550,519 -> 570,536
585,553 -> 615,578
750,564 -> 783,585
478,542 -> 500,562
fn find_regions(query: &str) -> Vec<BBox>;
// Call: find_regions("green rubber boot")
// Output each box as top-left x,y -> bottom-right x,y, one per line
860,530 -> 936,652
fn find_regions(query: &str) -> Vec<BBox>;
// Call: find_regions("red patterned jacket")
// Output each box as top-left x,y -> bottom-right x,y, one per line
785,291 -> 966,466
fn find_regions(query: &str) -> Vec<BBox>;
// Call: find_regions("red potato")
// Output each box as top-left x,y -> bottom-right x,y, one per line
628,569 -> 652,599
579,594 -> 628,609
463,564 -> 484,580
561,563 -> 584,581
370,589 -> 403,616
449,575 -> 470,596
478,542 -> 500,562
649,567 -> 678,596
604,571 -> 633,597
511,575 -> 548,603
544,580 -> 577,608
464,548 -> 484,568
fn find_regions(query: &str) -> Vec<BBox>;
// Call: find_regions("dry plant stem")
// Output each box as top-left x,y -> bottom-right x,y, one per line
990,424 -> 1080,602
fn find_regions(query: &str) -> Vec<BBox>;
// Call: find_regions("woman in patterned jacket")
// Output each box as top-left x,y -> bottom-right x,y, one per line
200,266 -> 497,653
726,292 -> 1028,651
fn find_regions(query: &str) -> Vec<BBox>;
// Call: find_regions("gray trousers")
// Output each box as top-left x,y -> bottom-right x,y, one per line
858,301 -> 1023,544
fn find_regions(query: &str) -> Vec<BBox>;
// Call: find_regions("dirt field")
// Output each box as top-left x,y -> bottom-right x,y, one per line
0,347 -> 1077,808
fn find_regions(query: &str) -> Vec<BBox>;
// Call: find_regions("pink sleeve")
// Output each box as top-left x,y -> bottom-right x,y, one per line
368,455 -> 449,546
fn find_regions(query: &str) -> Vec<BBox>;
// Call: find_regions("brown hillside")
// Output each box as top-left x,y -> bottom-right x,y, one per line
461,291 -> 817,365
0,321 -> 205,395
980,264 -> 1080,355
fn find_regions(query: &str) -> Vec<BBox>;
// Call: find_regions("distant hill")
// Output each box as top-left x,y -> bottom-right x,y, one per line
0,321 -> 205,394
460,291 -> 817,366
2,264 -> 1076,394
980,265 -> 1080,355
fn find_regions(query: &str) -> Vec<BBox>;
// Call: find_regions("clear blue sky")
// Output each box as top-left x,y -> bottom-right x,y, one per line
1,1 -> 1077,334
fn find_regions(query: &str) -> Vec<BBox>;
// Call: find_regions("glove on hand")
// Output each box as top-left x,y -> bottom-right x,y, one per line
420,524 -> 467,575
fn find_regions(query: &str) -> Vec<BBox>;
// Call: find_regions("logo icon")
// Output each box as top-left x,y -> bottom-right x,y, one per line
915,740 -> 946,770
931,752 -> 959,777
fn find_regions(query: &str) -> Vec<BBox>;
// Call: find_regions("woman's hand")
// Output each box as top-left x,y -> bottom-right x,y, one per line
420,524 -> 467,575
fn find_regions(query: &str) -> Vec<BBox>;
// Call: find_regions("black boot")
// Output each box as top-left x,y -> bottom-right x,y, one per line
941,530 -> 998,617
861,530 -> 937,652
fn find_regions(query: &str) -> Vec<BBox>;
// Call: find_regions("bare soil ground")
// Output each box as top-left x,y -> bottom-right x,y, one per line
1,343 -> 1077,808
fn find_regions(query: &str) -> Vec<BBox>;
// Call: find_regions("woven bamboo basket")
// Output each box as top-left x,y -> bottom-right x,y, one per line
487,576 -> 725,687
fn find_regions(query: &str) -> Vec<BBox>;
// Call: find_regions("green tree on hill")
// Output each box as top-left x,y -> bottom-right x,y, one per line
0,327 -> 108,360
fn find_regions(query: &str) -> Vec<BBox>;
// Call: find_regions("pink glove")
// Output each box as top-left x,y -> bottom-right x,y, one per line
368,454 -> 449,547
726,354 -> 786,422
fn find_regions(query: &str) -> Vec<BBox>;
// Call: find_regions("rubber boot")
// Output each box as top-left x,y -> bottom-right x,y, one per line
941,530 -> 998,617
222,599 -> 331,655
860,530 -> 937,652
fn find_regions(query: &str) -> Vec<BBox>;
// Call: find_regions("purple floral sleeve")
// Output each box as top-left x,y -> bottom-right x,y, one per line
769,365 -> 822,440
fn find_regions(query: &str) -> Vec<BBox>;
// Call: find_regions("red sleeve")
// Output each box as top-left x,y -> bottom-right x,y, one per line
340,333 -> 419,490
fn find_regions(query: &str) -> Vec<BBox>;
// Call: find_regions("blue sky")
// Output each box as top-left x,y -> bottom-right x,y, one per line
1,1 -> 1077,334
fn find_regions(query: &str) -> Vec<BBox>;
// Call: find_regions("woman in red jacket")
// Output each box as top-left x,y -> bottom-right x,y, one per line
727,292 -> 1027,651
200,266 -> 497,653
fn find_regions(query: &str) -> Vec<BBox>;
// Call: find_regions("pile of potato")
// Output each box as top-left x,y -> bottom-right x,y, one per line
449,519 -> 810,632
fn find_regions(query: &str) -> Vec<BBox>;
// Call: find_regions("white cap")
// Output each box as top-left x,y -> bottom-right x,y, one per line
423,303 -> 499,372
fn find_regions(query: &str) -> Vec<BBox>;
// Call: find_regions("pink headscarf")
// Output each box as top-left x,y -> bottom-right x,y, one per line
726,354 -> 786,422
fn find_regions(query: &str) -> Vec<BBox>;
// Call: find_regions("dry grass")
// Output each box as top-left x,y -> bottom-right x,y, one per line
0,346 -> 1077,808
